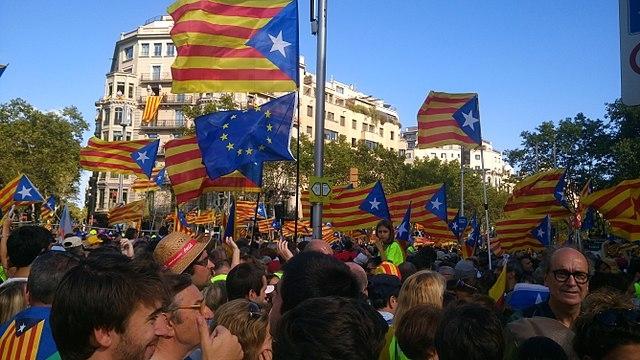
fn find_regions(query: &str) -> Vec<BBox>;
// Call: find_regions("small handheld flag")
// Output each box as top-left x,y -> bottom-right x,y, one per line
532,215 -> 552,246
359,181 -> 391,220
396,202 -> 412,243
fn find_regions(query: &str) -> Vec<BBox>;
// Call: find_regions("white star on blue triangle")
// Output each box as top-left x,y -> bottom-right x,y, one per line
396,202 -> 412,242
451,95 -> 482,144
359,181 -> 390,220
131,140 -> 159,179
13,175 -> 44,202
426,185 -> 448,222
532,215 -> 551,246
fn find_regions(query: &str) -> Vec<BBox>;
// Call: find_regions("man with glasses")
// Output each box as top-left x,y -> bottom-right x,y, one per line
516,247 -> 591,328
152,273 -> 242,360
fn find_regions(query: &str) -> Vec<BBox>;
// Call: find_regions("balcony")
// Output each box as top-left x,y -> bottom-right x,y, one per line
138,94 -> 193,105
140,118 -> 186,129
139,72 -> 173,83
360,129 -> 379,143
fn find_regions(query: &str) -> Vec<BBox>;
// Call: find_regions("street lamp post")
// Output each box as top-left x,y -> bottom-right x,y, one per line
118,105 -> 132,204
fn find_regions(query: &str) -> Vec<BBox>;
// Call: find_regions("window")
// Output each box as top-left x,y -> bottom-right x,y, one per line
340,116 -> 345,126
362,123 -> 367,131
399,149 -> 406,157
475,155 -> 481,160
307,105 -> 313,117
114,108 -> 123,125
327,112 -> 334,122
99,172 -> 106,179
122,190 -> 128,204
125,132 -> 132,141
364,140 -> 378,150
98,189 -> 105,209
166,43 -> 175,56
128,84 -> 134,99
141,43 -> 149,56
176,110 -> 185,126
352,120 -> 357,129
108,188 -> 118,207
153,43 -> 162,57
406,152 -> 412,159
113,131 -> 123,141
124,46 -> 133,60
306,126 -> 312,135
379,128 -> 384,136
324,130 -> 338,141
441,153 -> 446,159
390,131 -> 394,140
326,93 -> 333,103
172,133 -> 182,139
108,83 -> 113,97
152,66 -> 161,80
475,166 -> 481,170
177,93 -> 186,102
303,86 -> 311,96
351,138 -> 357,147
369,124 -> 375,132
336,86 -> 344,94
147,133 -> 159,139
116,82 -> 125,97
102,131 -> 109,140
103,110 -> 110,126
336,99 -> 344,106
431,153 -> 437,157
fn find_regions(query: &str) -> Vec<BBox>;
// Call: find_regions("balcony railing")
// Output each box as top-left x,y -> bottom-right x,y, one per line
138,94 -> 193,105
139,72 -> 173,82
140,118 -> 186,129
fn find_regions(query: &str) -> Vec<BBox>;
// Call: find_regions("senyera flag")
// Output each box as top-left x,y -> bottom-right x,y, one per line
108,200 -> 145,225
417,91 -> 481,148
168,0 -> 299,93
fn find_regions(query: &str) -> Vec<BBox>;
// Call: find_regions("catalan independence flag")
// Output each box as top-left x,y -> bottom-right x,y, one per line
581,179 -> 640,240
132,168 -> 165,192
40,196 -> 56,223
142,96 -> 162,123
415,208 -> 461,245
495,215 -> 547,253
167,0 -> 299,93
0,307 -> 59,360
108,200 -> 145,225
417,91 -> 482,148
0,174 -> 45,215
502,169 -> 571,219
80,137 -> 159,177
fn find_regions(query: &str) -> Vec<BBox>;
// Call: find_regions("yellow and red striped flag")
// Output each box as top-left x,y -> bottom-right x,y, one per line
40,195 -> 56,223
0,316 -> 50,360
495,215 -> 546,253
236,200 -> 258,222
417,91 -> 482,148
108,200 -> 145,225
132,168 -> 163,192
80,137 -> 155,176
581,179 -> 640,240
503,169 -> 572,219
167,0 -> 299,93
164,136 -> 260,204
141,96 -> 162,123
417,209 -> 462,245
190,210 -> 217,225
0,174 -> 45,215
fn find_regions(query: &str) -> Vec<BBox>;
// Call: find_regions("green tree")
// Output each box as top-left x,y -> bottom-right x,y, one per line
180,93 -> 239,136
0,98 -> 88,200
607,100 -> 640,184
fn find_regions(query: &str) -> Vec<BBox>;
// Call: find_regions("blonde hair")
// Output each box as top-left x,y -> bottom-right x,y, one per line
213,299 -> 269,360
394,270 -> 445,324
0,280 -> 27,323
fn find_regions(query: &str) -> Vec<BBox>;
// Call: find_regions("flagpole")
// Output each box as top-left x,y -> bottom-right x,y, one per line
311,0 -> 328,239
251,193 -> 261,242
460,144 -> 465,235
480,144 -> 492,270
294,93 -> 301,242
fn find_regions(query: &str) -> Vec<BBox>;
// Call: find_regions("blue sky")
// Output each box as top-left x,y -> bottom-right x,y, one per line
0,1 -> 620,202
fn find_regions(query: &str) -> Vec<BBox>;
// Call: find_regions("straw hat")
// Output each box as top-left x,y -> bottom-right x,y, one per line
153,232 -> 211,274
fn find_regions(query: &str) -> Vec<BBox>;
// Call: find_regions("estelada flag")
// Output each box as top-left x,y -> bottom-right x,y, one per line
108,200 -> 145,225
417,91 -> 481,148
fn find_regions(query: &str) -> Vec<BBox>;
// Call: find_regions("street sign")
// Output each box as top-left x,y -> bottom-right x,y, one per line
309,176 -> 333,204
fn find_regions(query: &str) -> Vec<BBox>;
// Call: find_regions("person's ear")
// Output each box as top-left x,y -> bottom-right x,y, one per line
93,328 -> 115,348
248,289 -> 258,301
389,295 -> 398,310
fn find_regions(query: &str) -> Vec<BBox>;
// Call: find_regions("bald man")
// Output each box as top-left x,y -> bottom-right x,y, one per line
303,239 -> 333,256
517,247 -> 590,328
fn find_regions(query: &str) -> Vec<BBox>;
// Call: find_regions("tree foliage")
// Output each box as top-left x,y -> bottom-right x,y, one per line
0,98 -> 88,200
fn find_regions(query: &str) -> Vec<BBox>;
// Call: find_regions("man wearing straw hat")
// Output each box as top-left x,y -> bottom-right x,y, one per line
154,232 -> 214,289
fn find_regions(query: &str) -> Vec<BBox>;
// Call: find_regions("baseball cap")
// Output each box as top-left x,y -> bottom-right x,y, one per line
62,236 -> 82,249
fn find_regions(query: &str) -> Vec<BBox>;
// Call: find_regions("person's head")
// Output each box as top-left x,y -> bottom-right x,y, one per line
27,251 -> 80,306
368,274 -> 401,312
214,299 -> 271,360
51,253 -> 169,360
345,262 -> 368,296
438,265 -> 455,281
520,255 -> 534,273
543,247 -> 590,307
376,219 -> 394,245
454,259 -> 478,283
518,336 -> 568,360
0,280 -> 27,323
273,297 -> 388,360
226,263 -> 268,304
303,239 -> 333,255
396,304 -> 442,360
435,303 -> 504,360
398,261 -> 417,283
153,232 -> 213,289
124,227 -> 139,240
202,281 -> 228,313
574,308 -> 640,360
395,270 -> 446,324
269,252 -> 360,334
6,225 -> 53,268
159,272 -> 213,353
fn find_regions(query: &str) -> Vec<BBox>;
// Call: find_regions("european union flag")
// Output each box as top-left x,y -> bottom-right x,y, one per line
195,93 -> 296,186
426,184 -> 448,222
554,172 -> 569,208
396,202 -> 412,242
532,215 -> 552,246
131,140 -> 159,178
154,168 -> 167,187
224,198 -> 236,239
359,181 -> 390,220
14,175 -> 44,203
452,95 -> 481,144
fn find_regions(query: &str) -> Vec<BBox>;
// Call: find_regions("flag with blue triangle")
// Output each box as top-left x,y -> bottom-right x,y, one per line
396,202 -> 412,243
532,215 -> 552,246
554,172 -> 570,208
466,213 -> 481,247
131,140 -> 160,178
257,203 -> 268,219
425,184 -> 448,222
358,181 -> 390,220
13,175 -> 44,203
154,167 -> 167,187
57,204 -> 72,239
448,210 -> 468,239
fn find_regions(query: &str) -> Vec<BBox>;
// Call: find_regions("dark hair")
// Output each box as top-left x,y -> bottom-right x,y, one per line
158,225 -> 169,237
368,274 -> 401,310
435,303 -> 504,360
376,219 -> 394,242
124,227 -> 138,240
27,251 -> 80,305
226,263 -> 265,301
7,226 -> 53,267
573,308 -> 640,360
280,252 -> 361,314
50,253 -> 168,360
396,304 -> 442,360
409,247 -> 437,270
273,297 -> 388,360
398,261 -> 417,282
518,336 -> 568,360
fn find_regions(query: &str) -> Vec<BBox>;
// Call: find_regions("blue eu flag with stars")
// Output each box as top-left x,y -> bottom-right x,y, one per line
426,184 -> 448,223
195,93 -> 296,186
359,181 -> 390,220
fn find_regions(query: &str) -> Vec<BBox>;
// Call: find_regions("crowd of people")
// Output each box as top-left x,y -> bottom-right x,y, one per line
1,215 -> 640,360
